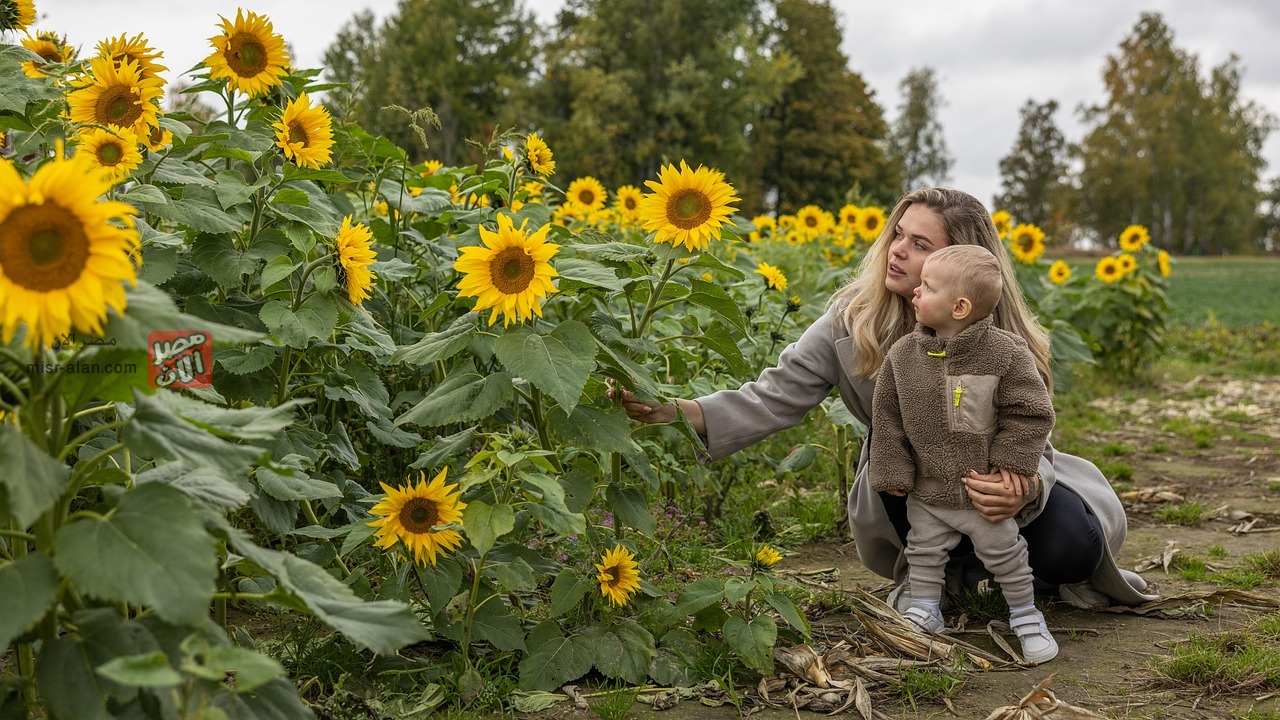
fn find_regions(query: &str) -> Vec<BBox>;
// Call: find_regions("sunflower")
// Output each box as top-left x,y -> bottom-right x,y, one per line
991,210 -> 1013,239
793,205 -> 830,240
420,159 -> 443,176
368,468 -> 466,567
0,152 -> 139,349
144,124 -> 173,153
66,56 -> 164,139
752,214 -> 777,234
272,93 -> 333,169
755,545 -> 782,568
838,204 -> 861,228
857,206 -> 887,241
21,31 -> 75,79
638,160 -> 739,253
1118,224 -> 1150,253
204,9 -> 290,98
1095,257 -> 1122,284
76,127 -> 141,184
334,216 -> 377,305
613,184 -> 642,217
1048,260 -> 1071,285
524,133 -> 556,176
754,262 -> 787,291
1157,249 -> 1171,278
1007,223 -> 1046,264
95,32 -> 167,83
595,545 -> 641,607
566,176 -> 606,213
1,0 -> 34,31
454,213 -> 559,327
1116,253 -> 1137,276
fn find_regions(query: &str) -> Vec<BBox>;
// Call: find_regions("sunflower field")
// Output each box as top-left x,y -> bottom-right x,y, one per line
0,6 -> 1173,718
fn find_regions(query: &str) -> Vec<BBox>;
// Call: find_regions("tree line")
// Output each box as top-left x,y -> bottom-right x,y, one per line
323,2 -> 1276,254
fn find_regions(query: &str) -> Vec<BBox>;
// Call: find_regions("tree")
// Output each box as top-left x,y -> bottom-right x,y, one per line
995,99 -> 1071,233
323,0 -> 535,164
1077,12 -> 1275,254
753,0 -> 899,213
887,66 -> 951,193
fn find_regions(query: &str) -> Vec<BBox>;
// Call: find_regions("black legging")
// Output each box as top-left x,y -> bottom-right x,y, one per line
880,481 -> 1105,586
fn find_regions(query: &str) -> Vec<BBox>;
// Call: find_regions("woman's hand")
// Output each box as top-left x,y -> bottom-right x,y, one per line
962,468 -> 1035,522
605,383 -> 706,435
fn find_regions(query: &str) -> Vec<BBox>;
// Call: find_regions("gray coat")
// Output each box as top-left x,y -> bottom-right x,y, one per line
695,304 -> 1155,605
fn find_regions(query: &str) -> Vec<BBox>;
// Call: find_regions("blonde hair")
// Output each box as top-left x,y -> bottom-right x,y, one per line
830,187 -> 1053,393
925,245 -> 1002,321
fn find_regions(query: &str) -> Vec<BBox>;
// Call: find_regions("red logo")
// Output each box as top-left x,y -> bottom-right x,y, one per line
148,331 -> 213,388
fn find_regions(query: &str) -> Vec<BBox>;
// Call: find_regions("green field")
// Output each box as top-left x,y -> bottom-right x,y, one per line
1067,256 -> 1280,326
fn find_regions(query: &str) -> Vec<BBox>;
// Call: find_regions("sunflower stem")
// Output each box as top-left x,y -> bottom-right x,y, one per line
459,555 -> 486,664
527,387 -> 564,474
57,419 -> 125,462
633,259 -> 676,338
301,500 -> 351,577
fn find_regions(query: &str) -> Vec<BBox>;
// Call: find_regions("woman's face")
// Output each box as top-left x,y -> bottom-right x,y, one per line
884,204 -> 950,299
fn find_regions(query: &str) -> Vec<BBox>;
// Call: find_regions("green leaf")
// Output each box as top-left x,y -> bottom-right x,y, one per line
549,404 -> 635,454
689,252 -> 747,280
722,614 -> 776,673
211,677 -> 315,719
493,321 -> 595,413
393,323 -> 477,366
777,444 -> 817,476
259,295 -> 337,348
415,558 -> 464,612
149,390 -> 304,441
233,540 -> 430,655
511,691 -> 567,713
149,157 -> 215,187
216,346 -> 277,375
54,484 -> 217,625
255,466 -> 342,502
396,369 -> 513,427
724,578 -> 757,605
568,242 -> 651,262
283,164 -> 355,184
693,320 -> 749,376
179,638 -> 285,692
604,483 -> 656,536
410,427 -> 474,469
523,474 -> 587,537
95,652 -> 182,688
259,256 -> 299,292
471,600 -> 526,652
462,500 -> 515,556
122,184 -> 169,205
212,170 -> 264,210
0,554 -> 59,649
190,232 -> 258,288
0,425 -> 71,527
136,462 -> 250,511
518,621 -> 592,691
765,591 -> 811,637
555,258 -> 625,292
549,569 -> 593,618
611,620 -> 656,683
35,636 -> 113,720
673,577 -> 725,616
687,278 -> 749,334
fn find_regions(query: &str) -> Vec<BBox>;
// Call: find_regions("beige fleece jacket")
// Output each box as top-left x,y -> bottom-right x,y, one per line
869,315 -> 1056,509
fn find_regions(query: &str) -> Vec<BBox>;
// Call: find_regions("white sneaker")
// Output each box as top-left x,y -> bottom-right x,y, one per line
903,605 -> 946,633
1058,580 -> 1111,609
888,579 -> 913,614
1009,609 -> 1058,664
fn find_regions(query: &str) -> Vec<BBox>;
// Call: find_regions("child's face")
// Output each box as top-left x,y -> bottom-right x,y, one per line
911,260 -> 962,331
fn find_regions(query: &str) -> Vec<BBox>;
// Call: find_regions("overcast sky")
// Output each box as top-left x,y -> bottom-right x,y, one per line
29,0 -> 1280,209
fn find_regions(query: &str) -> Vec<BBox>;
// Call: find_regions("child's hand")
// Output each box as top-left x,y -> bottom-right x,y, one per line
884,488 -> 907,497
986,467 -> 1031,497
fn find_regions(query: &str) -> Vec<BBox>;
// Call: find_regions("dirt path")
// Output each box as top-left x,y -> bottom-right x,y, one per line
535,375 -> 1280,720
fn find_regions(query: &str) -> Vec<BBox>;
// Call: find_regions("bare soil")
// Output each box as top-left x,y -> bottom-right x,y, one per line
534,375 -> 1280,720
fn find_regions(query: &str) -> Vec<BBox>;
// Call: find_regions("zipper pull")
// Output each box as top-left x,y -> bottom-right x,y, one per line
954,383 -> 963,407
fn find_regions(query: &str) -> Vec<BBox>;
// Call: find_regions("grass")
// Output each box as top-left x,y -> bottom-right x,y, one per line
1155,501 -> 1211,526
1163,257 -> 1280,327
894,660 -> 966,707
586,679 -> 641,720
1153,613 -> 1280,695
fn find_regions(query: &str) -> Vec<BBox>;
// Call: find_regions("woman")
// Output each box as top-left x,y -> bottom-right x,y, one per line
612,187 -> 1154,608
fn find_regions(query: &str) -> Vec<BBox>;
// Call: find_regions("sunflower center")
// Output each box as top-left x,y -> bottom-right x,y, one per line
40,47 -> 65,63
0,203 -> 92,292
287,120 -> 309,146
489,246 -> 535,295
95,85 -> 143,128
227,33 -> 268,77
604,566 -> 620,584
804,215 -> 818,228
96,141 -> 124,166
577,189 -> 596,207
666,189 -> 712,230
398,497 -> 440,534
1018,237 -> 1033,251
623,197 -> 637,211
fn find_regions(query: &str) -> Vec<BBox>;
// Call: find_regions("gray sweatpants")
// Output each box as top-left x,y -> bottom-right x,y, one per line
904,496 -> 1035,608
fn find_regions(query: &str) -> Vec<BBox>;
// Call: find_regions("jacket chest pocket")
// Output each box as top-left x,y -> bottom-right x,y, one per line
947,374 -> 999,433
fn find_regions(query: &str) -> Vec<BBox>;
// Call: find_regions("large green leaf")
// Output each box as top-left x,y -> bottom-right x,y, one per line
555,258 -> 625,292
259,295 -> 338,348
123,391 -> 264,480
549,405 -> 635,454
0,554 -> 59,649
517,621 -> 592,691
722,614 -> 776,673
692,320 -> 749,376
686,278 -> 749,334
672,577 -> 725,616
55,484 -> 217,625
549,568 -> 593,618
395,369 -> 513,427
604,483 -> 656,536
135,462 -> 250,511
493,321 -> 595,413
765,591 -> 811,637
103,281 -> 264,350
255,465 -> 342,502
391,322 -> 476,366
461,500 -> 514,556
151,392 -> 304,441
471,600 -> 526,652
95,652 -> 182,688
149,187 -> 244,234
0,425 -> 71,527
36,636 -> 114,720
233,540 -> 430,655
523,473 -> 586,537
590,620 -> 654,684
211,677 -> 315,719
